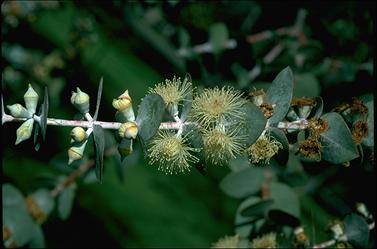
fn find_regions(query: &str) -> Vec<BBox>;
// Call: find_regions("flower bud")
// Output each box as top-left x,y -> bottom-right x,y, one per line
23,84 -> 39,114
70,127 -> 87,143
118,121 -> 138,139
70,87 -> 90,114
112,90 -> 132,111
113,90 -> 135,122
68,140 -> 88,165
15,118 -> 34,145
7,104 -> 32,118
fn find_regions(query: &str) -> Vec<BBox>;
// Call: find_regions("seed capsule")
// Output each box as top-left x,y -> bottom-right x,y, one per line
7,104 -> 32,118
23,84 -> 39,114
70,87 -> 90,114
67,140 -> 88,165
15,118 -> 34,145
118,121 -> 138,139
70,127 -> 87,143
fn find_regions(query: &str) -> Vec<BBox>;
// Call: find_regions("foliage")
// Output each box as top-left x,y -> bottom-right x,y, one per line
2,1 -> 375,248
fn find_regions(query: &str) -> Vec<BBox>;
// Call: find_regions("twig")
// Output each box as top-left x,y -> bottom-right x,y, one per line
49,146 -> 117,197
312,222 -> 375,249
2,112 -> 309,131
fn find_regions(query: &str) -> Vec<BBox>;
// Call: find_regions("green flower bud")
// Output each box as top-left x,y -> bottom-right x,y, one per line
112,90 -> 132,111
23,84 -> 39,114
7,104 -> 32,118
70,127 -> 87,143
118,121 -> 138,139
118,138 -> 133,161
15,118 -> 34,145
113,90 -> 135,122
67,140 -> 88,165
70,87 -> 90,114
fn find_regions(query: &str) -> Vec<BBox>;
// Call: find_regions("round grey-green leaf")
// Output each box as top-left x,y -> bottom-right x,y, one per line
136,93 -> 165,141
343,213 -> 370,248
220,167 -> 265,198
268,182 -> 300,225
320,112 -> 359,164
57,184 -> 76,220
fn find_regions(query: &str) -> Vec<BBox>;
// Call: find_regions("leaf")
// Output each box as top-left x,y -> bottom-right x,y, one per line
228,155 -> 251,172
268,127 -> 289,165
268,182 -> 300,226
220,167 -> 265,199
293,73 -> 320,98
93,77 -> 103,121
178,27 -> 190,48
235,197 -> 262,237
93,124 -> 105,182
40,87 -> 49,142
1,95 -> 4,125
320,112 -> 359,164
312,96 -> 324,118
266,67 -> 294,125
57,184 -> 76,220
33,106 -> 43,151
31,189 -> 55,215
179,73 -> 193,122
208,23 -> 228,54
240,198 -> 274,217
343,213 -> 370,248
3,205 -> 35,248
238,102 -> 267,147
28,224 -> 45,248
136,93 -> 165,141
2,184 -> 27,209
360,94 -> 373,147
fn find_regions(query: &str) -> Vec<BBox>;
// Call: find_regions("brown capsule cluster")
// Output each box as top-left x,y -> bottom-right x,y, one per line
259,103 -> 274,119
291,97 -> 316,107
351,120 -> 369,145
332,97 -> 368,116
248,88 -> 274,119
308,117 -> 328,137
297,138 -> 321,158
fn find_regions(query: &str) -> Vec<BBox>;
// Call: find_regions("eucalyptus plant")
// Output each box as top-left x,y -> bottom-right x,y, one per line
2,66 -> 374,248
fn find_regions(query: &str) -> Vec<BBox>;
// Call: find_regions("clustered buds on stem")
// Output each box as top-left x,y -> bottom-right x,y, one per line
15,118 -> 34,145
7,104 -> 32,118
68,140 -> 88,165
70,127 -> 87,143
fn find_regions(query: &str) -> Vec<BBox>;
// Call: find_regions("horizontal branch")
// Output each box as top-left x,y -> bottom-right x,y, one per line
2,113 -> 309,131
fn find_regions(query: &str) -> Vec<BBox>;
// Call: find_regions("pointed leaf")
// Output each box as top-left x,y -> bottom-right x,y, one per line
93,77 -> 103,121
312,96 -> 324,118
93,124 -> 105,182
266,67 -> 294,125
240,198 -> 274,217
320,112 -> 359,164
136,93 -> 165,141
179,73 -> 193,122
1,95 -> 4,125
40,87 -> 49,141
